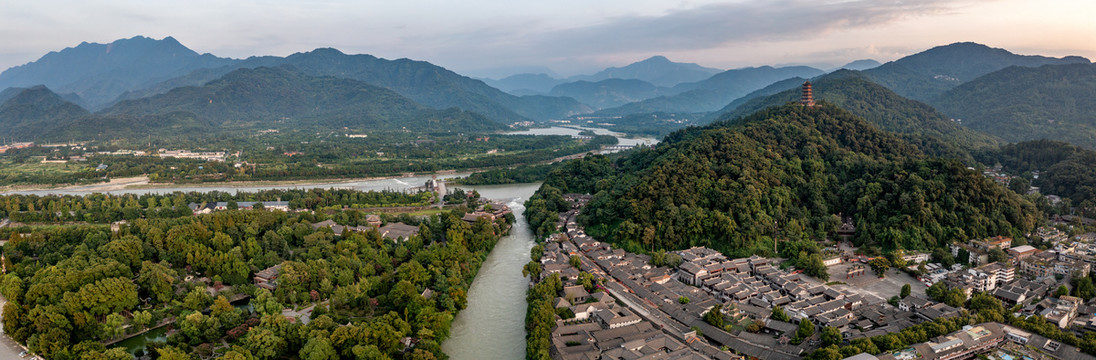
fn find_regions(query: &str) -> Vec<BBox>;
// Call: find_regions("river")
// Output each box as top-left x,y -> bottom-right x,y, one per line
442,183 -> 541,360
507,125 -> 658,148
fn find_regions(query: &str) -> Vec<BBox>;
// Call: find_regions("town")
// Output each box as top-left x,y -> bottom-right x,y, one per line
529,193 -> 1096,360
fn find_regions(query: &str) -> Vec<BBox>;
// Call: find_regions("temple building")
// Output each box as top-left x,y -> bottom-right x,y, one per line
800,81 -> 815,107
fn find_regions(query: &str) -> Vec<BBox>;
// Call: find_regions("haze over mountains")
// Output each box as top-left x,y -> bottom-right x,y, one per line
0,36 -> 235,108
2,36 -> 1096,152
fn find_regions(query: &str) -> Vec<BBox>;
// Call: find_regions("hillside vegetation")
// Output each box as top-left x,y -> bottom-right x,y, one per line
932,63 -> 1096,149
528,104 -> 1037,259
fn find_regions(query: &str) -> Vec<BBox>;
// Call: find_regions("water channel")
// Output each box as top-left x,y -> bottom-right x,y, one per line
0,126 -> 656,358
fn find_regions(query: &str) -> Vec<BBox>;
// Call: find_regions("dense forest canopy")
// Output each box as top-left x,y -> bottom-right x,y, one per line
0,189 -> 510,359
931,63 -> 1096,149
978,139 -> 1096,206
528,103 -> 1038,259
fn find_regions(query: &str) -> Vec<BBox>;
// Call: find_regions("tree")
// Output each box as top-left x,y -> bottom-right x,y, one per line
802,253 -> 830,281
703,305 -> 724,328
888,249 -> 907,269
300,337 -> 338,360
869,257 -> 891,277
821,326 -> 842,347
183,287 -> 213,311
678,296 -> 690,304
1072,277 -> 1096,300
746,320 -> 765,333
900,284 -> 911,299
101,313 -> 126,340
137,261 -> 176,304
927,281 -> 948,301
772,305 -> 790,322
1056,286 -> 1071,298
569,255 -> 581,268
988,248 -> 1007,264
101,348 -> 133,360
243,328 -> 287,360
944,288 -> 967,307
132,310 -> 153,330
794,319 -> 815,344
932,248 -> 956,268
178,312 -> 221,345
157,346 -> 191,360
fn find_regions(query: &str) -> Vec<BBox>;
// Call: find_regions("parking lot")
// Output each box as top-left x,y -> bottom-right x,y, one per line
826,261 -> 927,305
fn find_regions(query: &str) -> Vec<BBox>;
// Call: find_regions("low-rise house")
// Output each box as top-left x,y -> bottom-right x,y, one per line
378,222 -> 419,241
255,264 -> 281,290
1009,245 -> 1039,259
563,285 -> 590,303
1044,296 -> 1081,328
594,308 -> 642,329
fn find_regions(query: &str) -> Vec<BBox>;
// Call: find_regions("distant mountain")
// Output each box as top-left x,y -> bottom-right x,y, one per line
0,36 -> 237,109
861,42 -> 1089,101
711,77 -> 808,118
716,70 -> 1000,161
0,87 -> 22,105
931,63 -> 1096,149
570,56 -> 722,87
596,66 -> 825,115
118,48 -> 590,122
481,73 -> 564,94
835,59 -> 881,71
100,66 -> 499,132
548,79 -> 671,109
0,86 -> 91,138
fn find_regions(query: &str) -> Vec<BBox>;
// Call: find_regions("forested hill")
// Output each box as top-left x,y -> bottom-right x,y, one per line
115,48 -> 591,122
100,66 -> 501,132
716,70 -> 1001,162
931,63 -> 1096,149
859,42 -> 1089,101
526,103 -> 1038,260
0,86 -> 92,138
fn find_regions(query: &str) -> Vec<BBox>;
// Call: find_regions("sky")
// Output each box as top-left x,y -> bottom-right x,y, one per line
0,0 -> 1094,79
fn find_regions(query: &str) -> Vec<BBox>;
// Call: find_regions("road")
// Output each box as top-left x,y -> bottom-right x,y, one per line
0,297 -> 30,359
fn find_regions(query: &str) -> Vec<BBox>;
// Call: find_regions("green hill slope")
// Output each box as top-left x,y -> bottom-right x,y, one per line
527,104 -> 1037,258
0,86 -> 92,138
931,63 -> 1096,149
100,66 -> 500,132
860,42 -> 1089,101
716,70 -> 1000,161
114,48 -> 591,122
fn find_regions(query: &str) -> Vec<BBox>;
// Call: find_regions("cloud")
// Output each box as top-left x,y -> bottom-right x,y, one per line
532,0 -> 973,54
432,0 -> 987,74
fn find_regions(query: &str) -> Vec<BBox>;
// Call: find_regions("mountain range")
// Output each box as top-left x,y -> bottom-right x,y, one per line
4,36 -> 1096,151
482,55 -> 723,94
860,42 -> 1089,101
594,65 -> 825,115
0,66 -> 500,140
0,36 -> 236,108
0,37 -> 591,123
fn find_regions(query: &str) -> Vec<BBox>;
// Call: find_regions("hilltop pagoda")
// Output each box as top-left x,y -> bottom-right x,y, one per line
799,81 -> 815,107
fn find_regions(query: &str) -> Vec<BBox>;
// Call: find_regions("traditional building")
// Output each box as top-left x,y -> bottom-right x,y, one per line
800,81 -> 815,107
